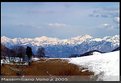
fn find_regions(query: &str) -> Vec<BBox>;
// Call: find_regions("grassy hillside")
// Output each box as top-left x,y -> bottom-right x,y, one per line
1,59 -> 94,78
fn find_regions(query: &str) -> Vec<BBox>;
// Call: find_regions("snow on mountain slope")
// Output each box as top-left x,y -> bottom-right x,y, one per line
1,35 -> 119,58
68,51 -> 119,81
1,35 -> 92,46
66,34 -> 93,44
103,35 -> 119,44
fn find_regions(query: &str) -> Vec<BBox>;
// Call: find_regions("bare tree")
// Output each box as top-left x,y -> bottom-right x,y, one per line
1,44 -> 11,61
12,46 -> 26,62
18,46 -> 26,62
36,47 -> 45,58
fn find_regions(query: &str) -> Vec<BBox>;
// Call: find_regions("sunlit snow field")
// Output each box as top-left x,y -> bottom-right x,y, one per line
68,51 -> 120,81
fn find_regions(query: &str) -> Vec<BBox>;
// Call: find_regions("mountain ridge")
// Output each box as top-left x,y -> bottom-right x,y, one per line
1,35 -> 119,58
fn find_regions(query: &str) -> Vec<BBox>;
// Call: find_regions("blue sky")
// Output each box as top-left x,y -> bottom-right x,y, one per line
1,2 -> 120,39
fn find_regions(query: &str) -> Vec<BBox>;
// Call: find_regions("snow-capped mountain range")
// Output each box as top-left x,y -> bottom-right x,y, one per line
1,35 -> 119,58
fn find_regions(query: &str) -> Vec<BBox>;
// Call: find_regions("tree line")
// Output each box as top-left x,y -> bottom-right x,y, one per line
1,44 -> 45,59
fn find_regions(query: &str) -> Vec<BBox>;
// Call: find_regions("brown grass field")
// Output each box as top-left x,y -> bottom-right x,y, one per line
1,58 -> 94,80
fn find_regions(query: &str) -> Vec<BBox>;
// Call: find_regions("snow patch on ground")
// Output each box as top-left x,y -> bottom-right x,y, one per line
32,57 -> 40,61
68,51 -> 119,81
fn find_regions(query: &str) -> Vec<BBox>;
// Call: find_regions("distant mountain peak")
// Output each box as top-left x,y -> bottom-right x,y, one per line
1,36 -> 9,39
72,34 -> 92,39
82,34 -> 93,38
69,34 -> 93,44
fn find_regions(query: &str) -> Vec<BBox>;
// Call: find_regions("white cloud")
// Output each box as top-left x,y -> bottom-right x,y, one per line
102,23 -> 114,30
89,8 -> 119,18
103,23 -> 109,26
114,17 -> 120,23
48,23 -> 67,28
90,7 -> 119,30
